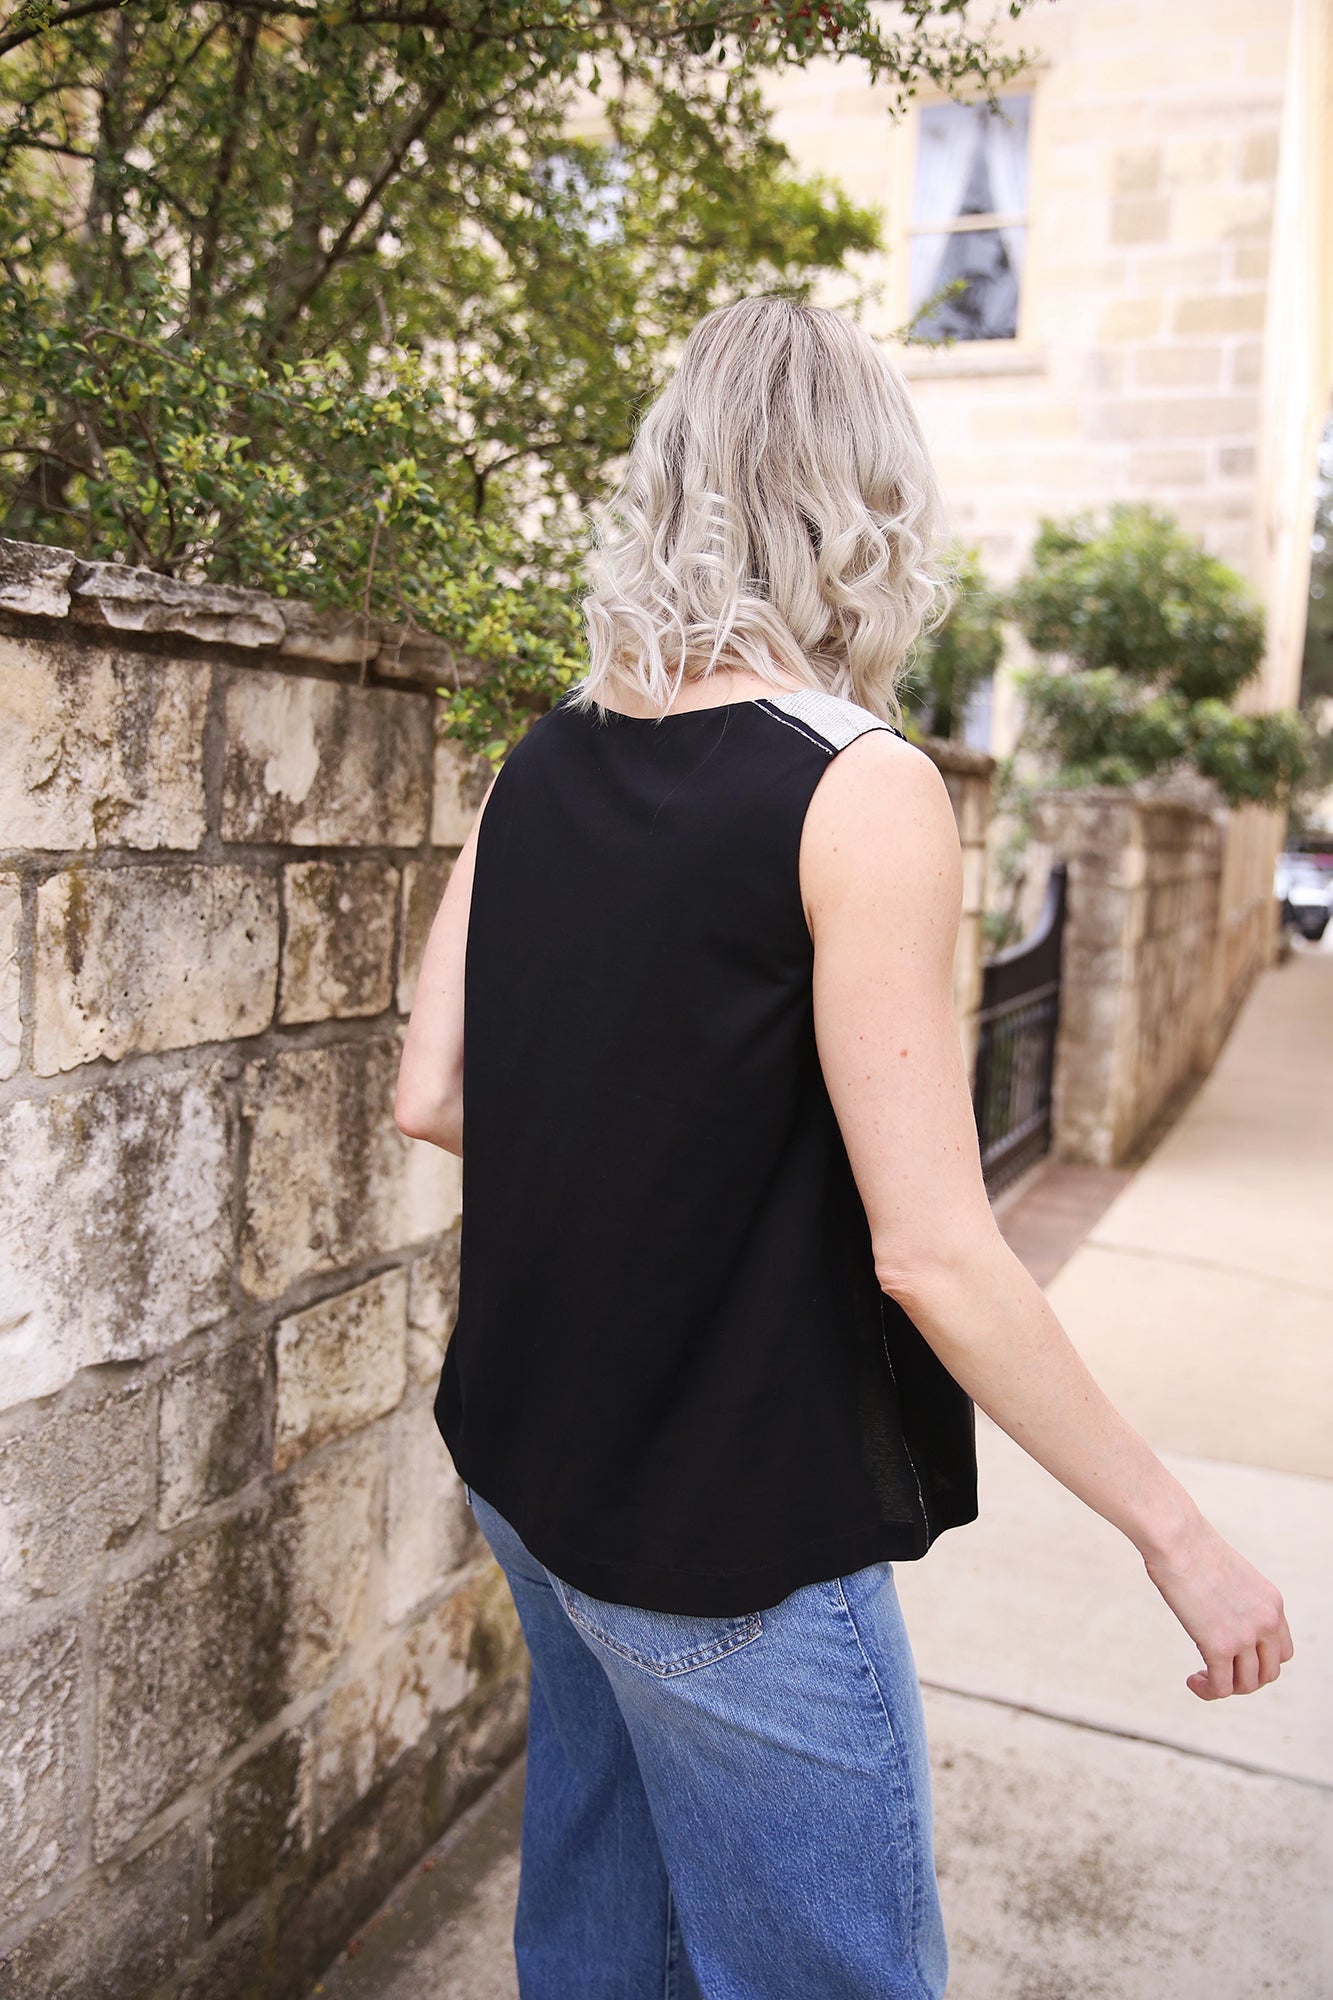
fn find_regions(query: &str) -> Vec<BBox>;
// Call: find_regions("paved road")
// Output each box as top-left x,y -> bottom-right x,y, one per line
311,942 -> 1333,1999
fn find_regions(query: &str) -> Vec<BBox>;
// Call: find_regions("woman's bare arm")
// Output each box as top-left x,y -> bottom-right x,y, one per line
394,773 -> 497,1156
802,730 -> 1293,1701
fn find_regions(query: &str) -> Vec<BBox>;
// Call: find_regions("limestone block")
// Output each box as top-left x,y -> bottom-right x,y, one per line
406,1226 -> 461,1385
1131,346 -> 1224,389
384,1400 -> 478,1625
1032,792 -> 1134,853
207,1726 -> 311,1932
1098,394 -> 1258,443
0,1381 -> 152,1613
0,636 -> 209,851
95,1436 -> 376,1854
1174,186 -> 1273,249
0,873 -> 21,1081
0,536 -> 76,618
973,403 -> 1081,443
279,860 -> 397,1025
1098,297 -> 1163,342
1172,292 -> 1266,337
959,841 -> 987,915
1136,247 -> 1229,293
33,864 -> 278,1074
271,1433 -> 379,1698
1111,146 -> 1160,195
313,1585 -> 478,1836
431,726 -> 493,846
221,673 -> 430,847
1240,128 -> 1279,181
158,1333 -> 268,1529
1163,134 -> 1232,187
0,1819 -> 194,2000
274,1270 -> 408,1470
0,1619 -> 83,1923
1233,242 -> 1270,283
95,1498 -> 279,1855
397,854 -> 453,1014
1110,195 -> 1170,245
0,1065 -> 233,1413
1062,940 -> 1131,989
1058,975 -> 1127,1053
240,1039 -> 461,1299
1128,447 -> 1209,485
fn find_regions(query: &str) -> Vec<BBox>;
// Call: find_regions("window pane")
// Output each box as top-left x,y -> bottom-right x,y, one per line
911,95 -> 1031,229
908,226 -> 1026,342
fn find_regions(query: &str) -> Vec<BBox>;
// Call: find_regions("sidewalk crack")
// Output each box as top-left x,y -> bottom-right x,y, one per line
1083,1237 -> 1333,1302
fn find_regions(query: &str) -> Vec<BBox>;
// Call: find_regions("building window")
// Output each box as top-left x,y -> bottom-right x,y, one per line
907,95 -> 1031,343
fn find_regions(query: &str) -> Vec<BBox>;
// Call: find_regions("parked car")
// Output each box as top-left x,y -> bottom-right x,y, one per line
1275,851 -> 1333,943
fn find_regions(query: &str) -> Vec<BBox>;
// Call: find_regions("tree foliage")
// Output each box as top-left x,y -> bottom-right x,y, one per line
0,0 -> 1031,751
1010,505 -> 1306,807
903,543 -> 1002,739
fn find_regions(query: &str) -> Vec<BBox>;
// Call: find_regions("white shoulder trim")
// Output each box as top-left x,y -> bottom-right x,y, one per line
757,688 -> 899,754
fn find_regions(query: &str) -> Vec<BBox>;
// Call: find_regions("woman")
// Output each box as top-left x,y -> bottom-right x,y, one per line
396,296 -> 1292,2000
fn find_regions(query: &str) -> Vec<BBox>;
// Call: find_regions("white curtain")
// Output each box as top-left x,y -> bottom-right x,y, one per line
984,96 -> 1030,278
911,103 -> 982,301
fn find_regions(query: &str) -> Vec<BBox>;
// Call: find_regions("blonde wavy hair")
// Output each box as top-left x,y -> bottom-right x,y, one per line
575,294 -> 949,725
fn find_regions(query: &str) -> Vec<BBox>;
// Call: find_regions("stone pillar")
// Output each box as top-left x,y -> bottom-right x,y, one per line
1033,788 -> 1232,1167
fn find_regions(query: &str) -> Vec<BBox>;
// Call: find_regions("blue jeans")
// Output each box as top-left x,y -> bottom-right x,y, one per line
465,1486 -> 947,2000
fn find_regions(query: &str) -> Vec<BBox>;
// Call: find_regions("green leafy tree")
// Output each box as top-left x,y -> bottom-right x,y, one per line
1009,505 -> 1307,807
0,0 -> 1031,753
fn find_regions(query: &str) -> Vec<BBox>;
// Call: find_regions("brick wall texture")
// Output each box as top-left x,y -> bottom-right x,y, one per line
0,541 -> 526,2000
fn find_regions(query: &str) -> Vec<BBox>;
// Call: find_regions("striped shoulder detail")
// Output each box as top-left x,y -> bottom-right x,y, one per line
755,688 -> 904,755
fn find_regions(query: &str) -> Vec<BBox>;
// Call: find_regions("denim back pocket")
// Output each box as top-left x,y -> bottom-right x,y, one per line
553,1580 -> 763,1677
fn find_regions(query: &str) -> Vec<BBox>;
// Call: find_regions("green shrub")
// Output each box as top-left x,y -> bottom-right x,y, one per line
1010,505 -> 1306,806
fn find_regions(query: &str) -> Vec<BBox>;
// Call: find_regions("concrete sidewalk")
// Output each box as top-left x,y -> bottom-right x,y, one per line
309,944 -> 1333,1999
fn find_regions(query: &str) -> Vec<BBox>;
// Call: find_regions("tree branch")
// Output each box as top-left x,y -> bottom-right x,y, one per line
257,73 -> 460,357
190,15 -> 258,327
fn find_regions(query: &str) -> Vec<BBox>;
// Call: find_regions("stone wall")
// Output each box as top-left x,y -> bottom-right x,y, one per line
0,541 -> 526,2000
1207,802 -> 1286,1062
0,536 -> 998,2000
1032,786 -> 1275,1167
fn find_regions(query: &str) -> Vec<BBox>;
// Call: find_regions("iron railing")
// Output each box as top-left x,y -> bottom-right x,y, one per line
973,864 -> 1067,1195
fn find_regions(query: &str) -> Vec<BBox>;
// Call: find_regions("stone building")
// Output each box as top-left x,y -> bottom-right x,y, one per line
761,0 -> 1332,1168
763,0 -> 1333,746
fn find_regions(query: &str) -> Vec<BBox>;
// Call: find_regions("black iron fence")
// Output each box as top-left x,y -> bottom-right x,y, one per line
973,864 -> 1068,1195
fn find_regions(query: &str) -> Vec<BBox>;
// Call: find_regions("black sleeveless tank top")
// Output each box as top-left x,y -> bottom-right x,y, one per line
435,685 -> 977,1615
